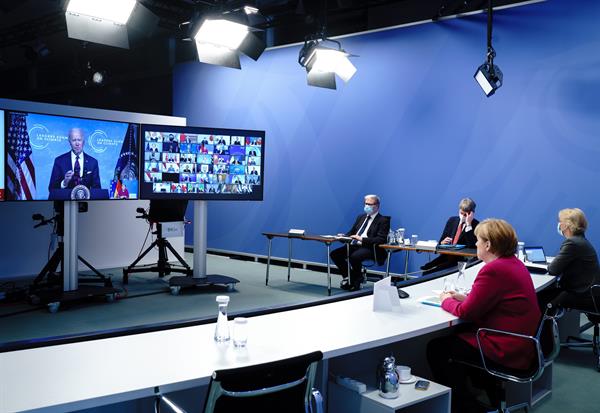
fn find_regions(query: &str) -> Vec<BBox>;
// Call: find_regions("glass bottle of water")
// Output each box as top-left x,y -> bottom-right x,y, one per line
517,242 -> 525,261
396,228 -> 405,245
388,230 -> 396,245
214,295 -> 231,343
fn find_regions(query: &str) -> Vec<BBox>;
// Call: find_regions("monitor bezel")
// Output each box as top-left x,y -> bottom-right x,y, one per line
139,123 -> 265,201
3,109 -> 141,202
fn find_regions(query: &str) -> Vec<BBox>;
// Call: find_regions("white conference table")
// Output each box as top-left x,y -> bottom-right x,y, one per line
0,263 -> 554,413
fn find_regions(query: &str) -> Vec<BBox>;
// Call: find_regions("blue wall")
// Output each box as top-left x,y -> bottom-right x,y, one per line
174,0 -> 600,273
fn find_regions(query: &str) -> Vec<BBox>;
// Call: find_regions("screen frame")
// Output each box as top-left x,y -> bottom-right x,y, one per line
139,123 -> 265,201
3,109 -> 141,202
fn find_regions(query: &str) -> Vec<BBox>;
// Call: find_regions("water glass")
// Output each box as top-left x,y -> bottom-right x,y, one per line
443,276 -> 456,292
233,317 -> 248,348
396,228 -> 405,245
411,234 -> 418,246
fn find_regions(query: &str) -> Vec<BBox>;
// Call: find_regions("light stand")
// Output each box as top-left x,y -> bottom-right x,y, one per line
474,0 -> 503,97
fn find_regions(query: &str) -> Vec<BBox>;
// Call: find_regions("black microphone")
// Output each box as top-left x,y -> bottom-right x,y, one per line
32,214 -> 44,221
136,207 -> 146,214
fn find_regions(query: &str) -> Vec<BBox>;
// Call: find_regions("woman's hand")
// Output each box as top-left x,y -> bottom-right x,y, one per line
439,291 -> 467,302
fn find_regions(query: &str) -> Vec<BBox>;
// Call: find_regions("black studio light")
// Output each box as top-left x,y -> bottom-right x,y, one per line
474,0 -> 503,97
298,35 -> 357,90
190,6 -> 266,69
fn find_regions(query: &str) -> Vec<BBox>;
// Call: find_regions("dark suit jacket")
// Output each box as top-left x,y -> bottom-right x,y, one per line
439,216 -> 479,248
48,152 -> 101,191
548,235 -> 600,294
345,213 -> 391,265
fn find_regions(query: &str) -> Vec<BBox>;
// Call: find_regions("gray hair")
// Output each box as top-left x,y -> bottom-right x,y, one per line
364,194 -> 380,205
459,198 -> 476,212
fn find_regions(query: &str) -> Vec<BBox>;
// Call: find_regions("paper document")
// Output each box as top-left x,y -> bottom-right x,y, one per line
415,240 -> 438,251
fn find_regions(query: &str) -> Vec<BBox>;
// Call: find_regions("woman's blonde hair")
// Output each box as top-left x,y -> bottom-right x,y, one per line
559,208 -> 587,235
474,219 -> 518,257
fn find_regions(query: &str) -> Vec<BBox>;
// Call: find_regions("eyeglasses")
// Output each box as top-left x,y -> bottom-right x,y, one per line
365,202 -> 378,206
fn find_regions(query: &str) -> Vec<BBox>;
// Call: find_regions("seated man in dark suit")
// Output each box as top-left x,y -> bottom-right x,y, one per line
330,194 -> 391,291
48,127 -> 101,194
421,198 -> 479,275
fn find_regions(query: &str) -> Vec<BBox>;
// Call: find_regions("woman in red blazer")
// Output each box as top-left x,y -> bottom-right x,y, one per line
427,219 -> 541,413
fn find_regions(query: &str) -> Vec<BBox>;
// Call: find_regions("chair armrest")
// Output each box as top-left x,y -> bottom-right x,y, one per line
309,388 -> 324,413
155,394 -> 188,413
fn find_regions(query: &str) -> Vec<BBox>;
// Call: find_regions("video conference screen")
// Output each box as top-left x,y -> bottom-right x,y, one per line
4,110 -> 140,201
0,109 -> 4,201
140,124 -> 265,201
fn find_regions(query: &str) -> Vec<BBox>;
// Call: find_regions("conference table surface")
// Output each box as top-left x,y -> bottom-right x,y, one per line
0,263 -> 555,413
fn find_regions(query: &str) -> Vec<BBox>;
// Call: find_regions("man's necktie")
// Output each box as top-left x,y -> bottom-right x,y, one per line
452,222 -> 463,244
73,155 -> 81,186
352,216 -> 371,245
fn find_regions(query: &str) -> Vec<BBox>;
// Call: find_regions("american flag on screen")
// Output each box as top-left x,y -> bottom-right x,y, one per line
6,112 -> 37,200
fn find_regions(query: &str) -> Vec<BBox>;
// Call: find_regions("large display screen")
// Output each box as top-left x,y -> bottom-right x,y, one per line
140,124 -> 265,201
4,110 -> 140,201
0,109 -> 4,201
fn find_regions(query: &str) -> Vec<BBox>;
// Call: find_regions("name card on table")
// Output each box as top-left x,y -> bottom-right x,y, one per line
373,277 -> 402,312
288,229 -> 305,236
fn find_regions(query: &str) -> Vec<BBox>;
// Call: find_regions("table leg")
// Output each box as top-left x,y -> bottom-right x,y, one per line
386,250 -> 392,278
327,243 -> 332,296
266,238 -> 272,286
404,250 -> 410,281
288,238 -> 292,282
346,243 -> 351,281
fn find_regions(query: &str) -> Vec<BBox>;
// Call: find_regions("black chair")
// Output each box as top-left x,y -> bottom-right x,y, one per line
155,350 -> 324,413
360,244 -> 388,285
453,308 -> 560,412
562,284 -> 600,371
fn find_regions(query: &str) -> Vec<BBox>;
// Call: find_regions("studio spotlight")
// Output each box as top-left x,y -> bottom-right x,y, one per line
475,60 -> 503,97
92,71 -> 106,85
65,0 -> 156,49
474,0 -> 503,97
66,0 -> 137,25
191,7 -> 266,70
298,37 -> 357,90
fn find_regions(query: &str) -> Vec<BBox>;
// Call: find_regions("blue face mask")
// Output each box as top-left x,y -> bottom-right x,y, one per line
364,205 -> 374,215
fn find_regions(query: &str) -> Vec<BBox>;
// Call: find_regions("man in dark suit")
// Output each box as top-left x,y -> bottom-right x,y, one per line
48,128 -> 101,194
330,194 -> 391,291
421,198 -> 479,275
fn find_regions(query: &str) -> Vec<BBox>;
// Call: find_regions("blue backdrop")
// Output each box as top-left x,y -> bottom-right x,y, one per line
174,0 -> 600,273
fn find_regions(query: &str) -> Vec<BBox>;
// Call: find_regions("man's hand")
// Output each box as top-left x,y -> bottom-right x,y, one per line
64,170 -> 74,186
441,237 -> 453,245
350,235 -> 362,242
465,211 -> 474,227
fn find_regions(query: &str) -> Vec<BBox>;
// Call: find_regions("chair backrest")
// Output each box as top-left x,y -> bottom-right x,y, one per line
203,350 -> 323,413
591,284 -> 600,315
475,309 -> 560,384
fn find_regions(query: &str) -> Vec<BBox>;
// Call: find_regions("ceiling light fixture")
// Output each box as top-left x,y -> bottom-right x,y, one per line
474,0 -> 503,97
66,0 -> 137,25
298,35 -> 357,90
189,6 -> 266,70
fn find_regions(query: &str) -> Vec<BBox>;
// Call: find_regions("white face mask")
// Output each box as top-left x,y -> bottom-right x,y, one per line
557,222 -> 564,237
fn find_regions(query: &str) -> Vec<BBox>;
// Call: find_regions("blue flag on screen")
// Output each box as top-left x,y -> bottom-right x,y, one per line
111,123 -> 138,198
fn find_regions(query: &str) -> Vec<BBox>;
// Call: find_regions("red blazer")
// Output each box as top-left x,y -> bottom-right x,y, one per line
442,256 -> 541,370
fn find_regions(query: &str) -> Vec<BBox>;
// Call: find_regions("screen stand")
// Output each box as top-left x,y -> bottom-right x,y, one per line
28,201 -> 118,313
168,200 -> 239,295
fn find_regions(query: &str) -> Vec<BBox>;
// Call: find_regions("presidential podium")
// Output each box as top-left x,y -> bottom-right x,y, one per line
48,188 -> 109,200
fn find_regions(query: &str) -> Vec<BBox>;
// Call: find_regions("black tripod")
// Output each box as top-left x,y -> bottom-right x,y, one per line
122,209 -> 192,284
30,201 -> 115,307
